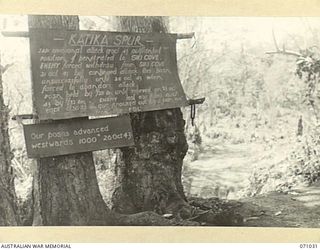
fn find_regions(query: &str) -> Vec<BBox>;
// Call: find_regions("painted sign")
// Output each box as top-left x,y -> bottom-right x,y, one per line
29,29 -> 187,120
23,115 -> 134,158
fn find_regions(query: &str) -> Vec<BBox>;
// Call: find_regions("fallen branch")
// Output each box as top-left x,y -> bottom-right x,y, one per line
266,50 -> 301,57
267,27 -> 301,57
0,63 -> 14,73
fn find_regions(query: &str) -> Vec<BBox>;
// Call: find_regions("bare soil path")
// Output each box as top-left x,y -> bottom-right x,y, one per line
236,181 -> 320,228
185,142 -> 320,228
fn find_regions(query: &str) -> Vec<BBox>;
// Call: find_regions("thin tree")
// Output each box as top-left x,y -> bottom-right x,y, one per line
0,52 -> 20,225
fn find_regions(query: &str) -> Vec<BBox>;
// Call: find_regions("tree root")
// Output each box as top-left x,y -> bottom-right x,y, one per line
114,211 -> 199,226
112,197 -> 244,226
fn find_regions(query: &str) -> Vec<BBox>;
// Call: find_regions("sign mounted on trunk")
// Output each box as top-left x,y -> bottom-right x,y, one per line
23,115 -> 134,158
29,29 -> 187,120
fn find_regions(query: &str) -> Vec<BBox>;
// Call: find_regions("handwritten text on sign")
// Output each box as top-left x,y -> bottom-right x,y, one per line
23,115 -> 134,158
29,29 -> 187,120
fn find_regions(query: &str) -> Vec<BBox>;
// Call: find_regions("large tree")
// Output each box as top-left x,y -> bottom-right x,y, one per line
111,17 -> 192,218
29,15 -> 116,226
109,17 -> 244,227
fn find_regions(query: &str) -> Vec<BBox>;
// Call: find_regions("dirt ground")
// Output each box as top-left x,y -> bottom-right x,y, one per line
185,142 -> 320,228
235,182 -> 320,228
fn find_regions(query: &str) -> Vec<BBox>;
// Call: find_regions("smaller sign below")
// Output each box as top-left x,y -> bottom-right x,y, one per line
23,115 -> 134,158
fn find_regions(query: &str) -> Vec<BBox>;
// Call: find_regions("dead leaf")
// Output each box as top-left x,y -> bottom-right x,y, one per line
162,214 -> 173,219
244,216 -> 260,222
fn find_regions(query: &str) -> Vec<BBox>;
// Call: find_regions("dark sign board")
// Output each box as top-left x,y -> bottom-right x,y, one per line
29,29 -> 187,120
23,115 -> 134,158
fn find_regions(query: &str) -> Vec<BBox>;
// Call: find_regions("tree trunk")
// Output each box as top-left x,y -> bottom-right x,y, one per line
111,17 -> 191,218
0,54 -> 19,226
28,15 -> 114,226
297,115 -> 303,136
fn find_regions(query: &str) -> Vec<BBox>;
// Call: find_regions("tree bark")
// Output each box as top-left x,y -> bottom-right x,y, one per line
28,15 -> 115,226
0,54 -> 19,226
111,17 -> 191,218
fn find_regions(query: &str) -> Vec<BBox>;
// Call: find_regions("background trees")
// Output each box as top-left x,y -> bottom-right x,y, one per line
0,50 -> 19,225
